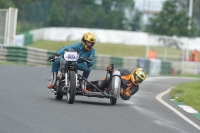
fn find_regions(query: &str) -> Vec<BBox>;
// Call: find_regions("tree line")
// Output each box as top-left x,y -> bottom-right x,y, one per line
0,0 -> 200,37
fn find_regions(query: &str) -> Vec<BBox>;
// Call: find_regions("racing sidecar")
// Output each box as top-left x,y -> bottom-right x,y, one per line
50,69 -> 121,105
48,50 -> 121,105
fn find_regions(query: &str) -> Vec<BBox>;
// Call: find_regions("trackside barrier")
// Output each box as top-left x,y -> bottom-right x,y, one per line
171,61 -> 200,75
145,60 -> 150,74
137,58 -> 146,70
14,32 -> 33,46
181,61 -> 199,75
6,46 -> 27,62
26,47 -> 48,66
123,57 -> 138,71
161,61 -> 172,75
0,46 -> 181,75
23,32 -> 33,45
94,54 -> 111,70
149,59 -> 161,75
0,47 -> 7,60
0,46 -> 49,66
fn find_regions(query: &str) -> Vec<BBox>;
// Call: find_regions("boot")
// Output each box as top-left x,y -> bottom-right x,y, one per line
47,72 -> 57,89
81,80 -> 88,92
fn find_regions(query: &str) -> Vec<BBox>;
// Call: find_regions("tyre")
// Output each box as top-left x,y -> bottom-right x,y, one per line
66,71 -> 76,104
111,76 -> 121,98
55,80 -> 63,100
110,97 -> 117,105
56,93 -> 63,100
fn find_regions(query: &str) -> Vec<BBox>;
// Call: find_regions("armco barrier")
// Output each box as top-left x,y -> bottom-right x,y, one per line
24,32 -> 33,45
123,57 -> 138,71
29,28 -> 45,41
111,56 -> 123,68
0,47 -> 7,61
145,60 -> 150,74
26,47 -> 48,66
14,32 -> 34,46
149,59 -> 161,75
94,54 -> 111,70
171,61 -> 200,75
0,46 -> 176,75
160,61 -> 171,75
0,46 -> 49,66
6,46 -> 27,62
181,61 -> 199,75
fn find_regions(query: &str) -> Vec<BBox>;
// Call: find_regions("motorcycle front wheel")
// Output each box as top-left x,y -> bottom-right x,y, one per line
66,71 -> 76,104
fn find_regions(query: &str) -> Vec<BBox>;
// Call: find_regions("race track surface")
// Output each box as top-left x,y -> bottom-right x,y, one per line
0,66 -> 200,133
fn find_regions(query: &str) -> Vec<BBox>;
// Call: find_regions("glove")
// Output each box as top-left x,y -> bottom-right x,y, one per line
84,57 -> 92,62
83,57 -> 92,66
48,55 -> 55,62
107,64 -> 114,73
48,53 -> 58,62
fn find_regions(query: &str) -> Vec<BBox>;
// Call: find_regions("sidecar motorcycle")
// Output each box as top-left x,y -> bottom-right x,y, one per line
48,50 -> 121,105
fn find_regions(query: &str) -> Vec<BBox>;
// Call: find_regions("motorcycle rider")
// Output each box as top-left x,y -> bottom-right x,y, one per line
87,64 -> 146,100
47,32 -> 96,92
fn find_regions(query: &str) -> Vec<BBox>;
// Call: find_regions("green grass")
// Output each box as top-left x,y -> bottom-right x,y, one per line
29,40 -> 147,57
28,40 -> 184,60
170,81 -> 200,112
29,40 -> 200,61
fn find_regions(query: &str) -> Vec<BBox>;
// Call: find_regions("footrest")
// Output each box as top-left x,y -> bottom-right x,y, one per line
50,89 -> 57,94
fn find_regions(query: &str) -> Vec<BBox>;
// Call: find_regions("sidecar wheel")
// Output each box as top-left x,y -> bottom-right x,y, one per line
110,97 -> 117,105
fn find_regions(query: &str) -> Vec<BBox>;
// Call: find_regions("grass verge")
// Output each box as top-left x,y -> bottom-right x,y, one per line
170,81 -> 200,112
28,40 -> 184,60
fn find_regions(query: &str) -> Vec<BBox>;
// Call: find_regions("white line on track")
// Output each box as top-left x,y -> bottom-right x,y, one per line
156,87 -> 200,130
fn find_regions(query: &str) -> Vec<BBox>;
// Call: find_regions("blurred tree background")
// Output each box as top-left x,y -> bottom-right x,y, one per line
0,0 -> 200,37
146,0 -> 199,37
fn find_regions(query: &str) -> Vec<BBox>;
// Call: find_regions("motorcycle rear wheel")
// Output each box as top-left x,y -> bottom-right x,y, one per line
55,80 -> 63,100
56,93 -> 63,100
66,71 -> 76,104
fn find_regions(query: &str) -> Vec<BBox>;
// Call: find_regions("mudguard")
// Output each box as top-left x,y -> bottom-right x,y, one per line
110,70 -> 121,98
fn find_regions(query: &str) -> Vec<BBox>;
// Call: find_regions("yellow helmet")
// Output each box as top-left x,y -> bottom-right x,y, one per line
82,32 -> 96,50
130,68 -> 146,85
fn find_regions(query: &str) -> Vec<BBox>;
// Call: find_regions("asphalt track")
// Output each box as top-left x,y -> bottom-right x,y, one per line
0,66 -> 200,133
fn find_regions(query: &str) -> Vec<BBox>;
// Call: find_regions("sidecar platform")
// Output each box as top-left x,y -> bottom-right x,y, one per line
76,90 -> 115,98
76,74 -> 118,99
50,87 -> 115,99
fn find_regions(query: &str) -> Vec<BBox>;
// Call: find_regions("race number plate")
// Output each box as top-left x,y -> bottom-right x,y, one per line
64,52 -> 78,61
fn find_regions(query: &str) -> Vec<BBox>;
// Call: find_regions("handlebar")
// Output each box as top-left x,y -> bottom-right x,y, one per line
49,56 -> 91,63
49,55 -> 61,62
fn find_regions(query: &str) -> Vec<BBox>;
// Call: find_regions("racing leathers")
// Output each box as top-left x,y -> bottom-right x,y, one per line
52,42 -> 95,79
118,68 -> 139,100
